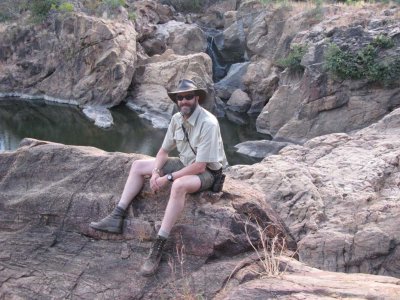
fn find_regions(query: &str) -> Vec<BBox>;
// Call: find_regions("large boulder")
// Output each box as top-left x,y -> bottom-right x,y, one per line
0,138 -> 288,299
155,20 -> 207,55
214,62 -> 250,100
229,107 -> 400,277
1,138 -> 400,298
0,13 -> 137,107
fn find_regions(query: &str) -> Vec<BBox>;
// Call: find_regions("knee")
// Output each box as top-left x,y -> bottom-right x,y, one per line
170,178 -> 188,196
130,159 -> 144,174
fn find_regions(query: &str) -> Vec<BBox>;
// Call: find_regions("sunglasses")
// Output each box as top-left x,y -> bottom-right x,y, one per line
176,94 -> 196,101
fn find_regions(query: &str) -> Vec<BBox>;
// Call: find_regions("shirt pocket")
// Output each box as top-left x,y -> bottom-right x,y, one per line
174,128 -> 185,152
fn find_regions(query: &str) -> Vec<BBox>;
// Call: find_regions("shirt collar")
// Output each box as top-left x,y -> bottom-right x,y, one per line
180,105 -> 201,127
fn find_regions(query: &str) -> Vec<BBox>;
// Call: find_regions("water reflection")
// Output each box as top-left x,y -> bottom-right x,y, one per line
0,98 -> 270,165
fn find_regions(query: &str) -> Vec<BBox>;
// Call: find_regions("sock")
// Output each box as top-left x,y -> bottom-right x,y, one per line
117,204 -> 128,211
114,205 -> 127,216
157,229 -> 169,239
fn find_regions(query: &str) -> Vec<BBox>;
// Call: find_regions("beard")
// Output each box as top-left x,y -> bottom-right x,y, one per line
179,102 -> 197,117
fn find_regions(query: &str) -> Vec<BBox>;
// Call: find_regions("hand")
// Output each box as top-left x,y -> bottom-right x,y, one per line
154,175 -> 168,192
150,173 -> 160,192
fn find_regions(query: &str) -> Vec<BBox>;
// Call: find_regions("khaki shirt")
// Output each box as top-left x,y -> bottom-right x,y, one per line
161,105 -> 228,170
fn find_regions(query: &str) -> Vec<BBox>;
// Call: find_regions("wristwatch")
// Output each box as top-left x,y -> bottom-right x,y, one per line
167,173 -> 174,182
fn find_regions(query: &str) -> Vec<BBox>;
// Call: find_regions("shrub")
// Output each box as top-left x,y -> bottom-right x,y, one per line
277,44 -> 307,73
372,34 -> 395,49
325,35 -> 399,86
57,2 -> 74,13
29,0 -> 60,22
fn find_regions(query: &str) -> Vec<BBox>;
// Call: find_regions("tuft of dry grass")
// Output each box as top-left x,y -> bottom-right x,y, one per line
167,236 -> 205,300
244,219 -> 287,277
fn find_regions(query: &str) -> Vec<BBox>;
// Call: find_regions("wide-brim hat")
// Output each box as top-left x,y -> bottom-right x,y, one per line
168,79 -> 207,103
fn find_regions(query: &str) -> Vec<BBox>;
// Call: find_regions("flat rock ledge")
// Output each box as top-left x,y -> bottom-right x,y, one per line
1,138 -> 400,299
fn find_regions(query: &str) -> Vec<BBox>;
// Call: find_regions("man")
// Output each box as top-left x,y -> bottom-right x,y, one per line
89,79 -> 227,276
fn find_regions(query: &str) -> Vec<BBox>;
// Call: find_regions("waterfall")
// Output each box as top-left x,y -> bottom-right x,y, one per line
204,28 -> 230,83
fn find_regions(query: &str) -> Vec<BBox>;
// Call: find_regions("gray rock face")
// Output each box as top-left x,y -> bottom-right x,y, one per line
227,89 -> 251,113
229,107 -> 400,277
0,138 -> 288,299
214,62 -> 250,100
2,136 -> 400,299
255,10 -> 400,142
0,13 -> 137,107
234,140 -> 290,158
155,21 -> 207,55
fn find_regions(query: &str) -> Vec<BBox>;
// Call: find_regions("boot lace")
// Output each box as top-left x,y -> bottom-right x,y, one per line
149,238 -> 166,259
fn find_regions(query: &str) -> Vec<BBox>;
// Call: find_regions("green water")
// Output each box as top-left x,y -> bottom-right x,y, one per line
0,98 -> 270,165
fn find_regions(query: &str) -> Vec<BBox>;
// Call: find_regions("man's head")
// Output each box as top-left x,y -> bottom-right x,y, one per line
168,79 -> 207,117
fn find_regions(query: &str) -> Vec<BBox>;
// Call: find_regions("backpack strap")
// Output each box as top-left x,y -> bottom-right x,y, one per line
181,124 -> 197,155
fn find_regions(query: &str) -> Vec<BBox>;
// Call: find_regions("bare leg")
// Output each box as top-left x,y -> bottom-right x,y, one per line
118,159 -> 155,209
159,175 -> 201,234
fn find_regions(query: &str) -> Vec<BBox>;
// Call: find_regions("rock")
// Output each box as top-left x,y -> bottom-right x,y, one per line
255,15 -> 400,142
133,0 -> 174,41
243,64 -> 280,114
229,107 -> 400,277
155,21 -> 207,55
214,62 -> 250,100
234,140 -> 290,158
0,138 -> 288,299
126,83 -> 174,129
82,106 -> 114,128
0,13 -> 137,107
227,89 -> 251,113
216,256 -> 400,299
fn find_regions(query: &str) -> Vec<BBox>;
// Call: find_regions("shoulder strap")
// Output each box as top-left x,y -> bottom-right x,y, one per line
181,124 -> 197,155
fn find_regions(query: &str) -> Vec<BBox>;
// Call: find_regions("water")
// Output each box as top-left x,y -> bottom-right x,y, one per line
0,98 -> 270,165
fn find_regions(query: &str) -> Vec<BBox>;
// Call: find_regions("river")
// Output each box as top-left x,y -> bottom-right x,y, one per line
0,97 -> 270,165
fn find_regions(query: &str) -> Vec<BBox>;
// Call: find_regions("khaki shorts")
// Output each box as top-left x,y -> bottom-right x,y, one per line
161,158 -> 214,192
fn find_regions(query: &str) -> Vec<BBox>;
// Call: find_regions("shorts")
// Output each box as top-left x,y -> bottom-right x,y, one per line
161,158 -> 214,192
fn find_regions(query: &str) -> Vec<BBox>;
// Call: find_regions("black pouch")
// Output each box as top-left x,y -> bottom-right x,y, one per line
208,168 -> 226,193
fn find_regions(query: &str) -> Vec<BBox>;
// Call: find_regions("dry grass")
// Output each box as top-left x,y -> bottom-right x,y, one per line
167,236 -> 205,300
244,219 -> 287,277
261,1 -> 399,29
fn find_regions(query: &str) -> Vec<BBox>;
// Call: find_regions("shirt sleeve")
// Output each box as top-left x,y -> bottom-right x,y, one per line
195,123 -> 220,163
161,118 -> 176,152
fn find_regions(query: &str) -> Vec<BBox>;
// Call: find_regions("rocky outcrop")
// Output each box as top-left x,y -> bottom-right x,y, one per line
0,138 -> 287,299
155,21 -> 207,55
209,2 -> 400,141
0,13 -> 137,107
2,137 -> 400,298
229,107 -> 400,278
256,16 -> 400,142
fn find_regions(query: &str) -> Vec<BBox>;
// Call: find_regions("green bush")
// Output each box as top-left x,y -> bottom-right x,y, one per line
372,34 -> 395,49
29,0 -> 60,22
325,36 -> 399,86
277,44 -> 307,73
57,2 -> 74,13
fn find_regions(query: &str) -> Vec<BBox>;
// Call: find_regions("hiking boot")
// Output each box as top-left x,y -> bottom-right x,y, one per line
139,236 -> 167,276
89,206 -> 126,234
